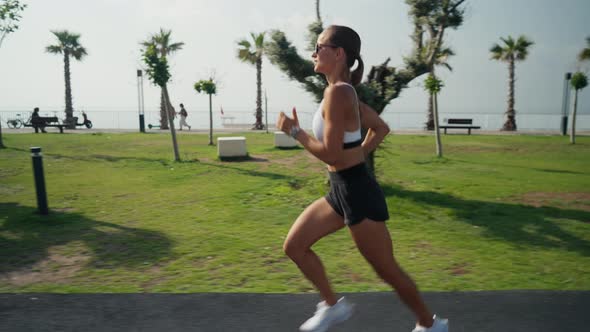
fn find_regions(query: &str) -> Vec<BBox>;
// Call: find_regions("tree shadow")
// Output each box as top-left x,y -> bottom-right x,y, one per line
200,160 -> 293,181
6,147 -> 173,165
0,202 -> 173,273
455,157 -> 589,176
381,184 -> 590,256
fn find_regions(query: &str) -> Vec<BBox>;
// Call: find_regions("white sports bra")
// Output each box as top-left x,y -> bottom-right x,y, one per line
312,83 -> 362,149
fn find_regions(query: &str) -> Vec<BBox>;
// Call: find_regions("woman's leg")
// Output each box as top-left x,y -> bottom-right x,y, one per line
283,197 -> 346,306
349,220 -> 435,327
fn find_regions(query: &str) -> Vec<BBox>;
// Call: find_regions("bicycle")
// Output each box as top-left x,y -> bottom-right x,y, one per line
6,113 -> 26,129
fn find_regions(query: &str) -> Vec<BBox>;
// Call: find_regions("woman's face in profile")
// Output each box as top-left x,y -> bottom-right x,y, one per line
312,32 -> 338,74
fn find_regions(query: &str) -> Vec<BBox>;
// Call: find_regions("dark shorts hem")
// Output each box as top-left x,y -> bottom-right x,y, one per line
325,163 -> 390,227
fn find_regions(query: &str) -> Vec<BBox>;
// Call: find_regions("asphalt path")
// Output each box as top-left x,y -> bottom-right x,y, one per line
1,291 -> 588,331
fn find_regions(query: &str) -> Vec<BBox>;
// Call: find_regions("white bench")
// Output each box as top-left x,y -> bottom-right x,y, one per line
217,136 -> 248,159
274,131 -> 298,148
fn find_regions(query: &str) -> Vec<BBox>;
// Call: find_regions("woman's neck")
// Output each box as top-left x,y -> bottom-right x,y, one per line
325,67 -> 350,86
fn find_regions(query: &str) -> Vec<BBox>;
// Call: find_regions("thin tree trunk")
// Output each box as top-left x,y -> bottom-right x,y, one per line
433,92 -> 443,157
209,94 -> 213,145
159,89 -> 169,129
426,93 -> 434,130
503,58 -> 517,131
0,32 -> 7,49
425,67 -> 435,130
64,51 -> 75,129
254,58 -> 263,129
163,85 -> 180,161
570,89 -> 578,144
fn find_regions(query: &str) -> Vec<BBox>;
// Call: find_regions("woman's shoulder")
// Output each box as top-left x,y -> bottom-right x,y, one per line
324,82 -> 355,100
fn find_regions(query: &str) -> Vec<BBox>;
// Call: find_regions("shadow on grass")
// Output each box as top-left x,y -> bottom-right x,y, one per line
382,184 -> 590,256
0,202 -> 173,274
454,157 -> 589,176
6,147 -> 173,165
200,160 -> 293,181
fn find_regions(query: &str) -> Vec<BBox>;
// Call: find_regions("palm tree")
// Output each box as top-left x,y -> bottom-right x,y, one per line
237,32 -> 266,130
141,28 -> 184,129
425,46 -> 454,130
579,37 -> 590,62
194,79 -> 217,146
490,35 -> 534,131
46,30 -> 88,128
569,72 -> 588,144
424,74 -> 444,157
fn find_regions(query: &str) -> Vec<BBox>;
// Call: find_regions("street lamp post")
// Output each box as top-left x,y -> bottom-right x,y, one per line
265,90 -> 269,134
137,69 -> 146,133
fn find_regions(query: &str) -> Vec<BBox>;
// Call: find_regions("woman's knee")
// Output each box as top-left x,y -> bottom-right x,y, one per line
283,239 -> 308,262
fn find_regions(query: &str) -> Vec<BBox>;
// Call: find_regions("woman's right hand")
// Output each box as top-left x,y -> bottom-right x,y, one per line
277,107 -> 300,136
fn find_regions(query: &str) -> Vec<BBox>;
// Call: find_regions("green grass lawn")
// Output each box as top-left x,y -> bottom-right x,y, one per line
1,132 -> 589,293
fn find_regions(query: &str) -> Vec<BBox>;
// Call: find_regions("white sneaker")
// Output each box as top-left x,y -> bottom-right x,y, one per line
412,315 -> 449,332
299,297 -> 354,332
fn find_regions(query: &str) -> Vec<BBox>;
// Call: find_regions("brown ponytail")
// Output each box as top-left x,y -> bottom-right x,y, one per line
351,55 -> 364,86
324,25 -> 363,86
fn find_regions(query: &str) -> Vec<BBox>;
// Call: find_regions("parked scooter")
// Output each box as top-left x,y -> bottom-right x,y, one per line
75,111 -> 93,128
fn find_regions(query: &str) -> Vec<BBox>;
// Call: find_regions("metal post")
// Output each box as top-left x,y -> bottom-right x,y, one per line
561,72 -> 572,136
30,147 -> 48,215
137,70 -> 146,133
0,114 -> 5,148
265,90 -> 269,134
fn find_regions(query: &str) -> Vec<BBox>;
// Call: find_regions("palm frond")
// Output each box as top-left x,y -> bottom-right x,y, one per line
500,36 -> 514,48
237,39 -> 251,49
237,49 -> 256,64
489,44 -> 504,60
168,42 -> 185,52
71,47 -> 88,60
45,45 -> 62,54
578,36 -> 590,61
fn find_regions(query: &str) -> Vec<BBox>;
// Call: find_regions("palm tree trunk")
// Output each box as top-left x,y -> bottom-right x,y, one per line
503,58 -> 517,131
433,92 -> 443,157
254,58 -> 263,129
64,51 -> 75,129
209,93 -> 213,145
163,85 -> 180,161
570,89 -> 578,144
315,0 -> 321,21
159,89 -> 169,129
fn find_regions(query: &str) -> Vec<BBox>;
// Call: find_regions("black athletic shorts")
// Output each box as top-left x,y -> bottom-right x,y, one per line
325,163 -> 390,226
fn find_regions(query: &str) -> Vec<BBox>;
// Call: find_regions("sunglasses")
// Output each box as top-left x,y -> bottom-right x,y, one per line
315,43 -> 339,54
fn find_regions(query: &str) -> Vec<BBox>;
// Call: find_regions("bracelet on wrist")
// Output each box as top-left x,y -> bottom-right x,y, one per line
290,126 -> 301,139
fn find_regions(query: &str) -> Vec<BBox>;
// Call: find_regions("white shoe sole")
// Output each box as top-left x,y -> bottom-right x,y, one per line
299,306 -> 354,332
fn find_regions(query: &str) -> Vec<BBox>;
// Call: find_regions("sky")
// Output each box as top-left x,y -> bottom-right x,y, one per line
1,0 -> 589,120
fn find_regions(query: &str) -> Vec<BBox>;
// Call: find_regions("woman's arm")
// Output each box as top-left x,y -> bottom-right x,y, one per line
277,85 -> 352,165
359,102 -> 390,156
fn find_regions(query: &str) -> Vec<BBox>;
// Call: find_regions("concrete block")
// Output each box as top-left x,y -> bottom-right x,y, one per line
218,136 -> 247,158
274,131 -> 298,148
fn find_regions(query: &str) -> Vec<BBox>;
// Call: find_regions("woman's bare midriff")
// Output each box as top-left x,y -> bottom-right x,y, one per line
326,146 -> 365,172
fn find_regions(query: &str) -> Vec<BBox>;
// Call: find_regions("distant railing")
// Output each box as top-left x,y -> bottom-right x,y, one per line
1,109 -> 589,131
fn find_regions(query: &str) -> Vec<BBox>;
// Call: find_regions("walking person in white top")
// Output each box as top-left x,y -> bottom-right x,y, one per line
276,25 -> 449,332
178,103 -> 191,130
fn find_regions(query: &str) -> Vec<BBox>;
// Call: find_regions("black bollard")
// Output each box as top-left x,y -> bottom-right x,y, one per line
139,114 -> 146,133
30,147 -> 49,215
